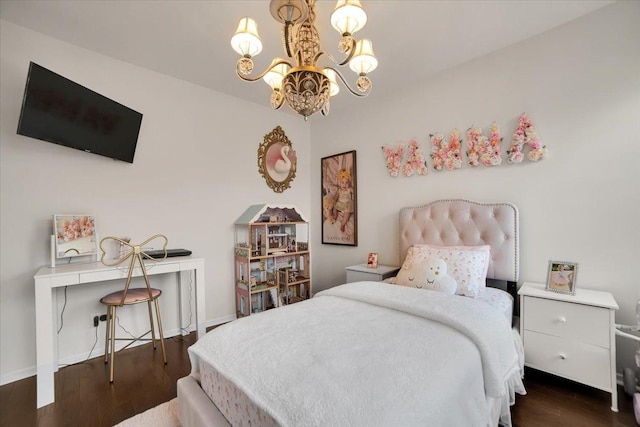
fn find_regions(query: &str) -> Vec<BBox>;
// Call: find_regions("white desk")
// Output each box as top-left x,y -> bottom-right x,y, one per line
34,256 -> 206,408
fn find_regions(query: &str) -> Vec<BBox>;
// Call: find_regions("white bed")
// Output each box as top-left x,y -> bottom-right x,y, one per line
178,199 -> 526,427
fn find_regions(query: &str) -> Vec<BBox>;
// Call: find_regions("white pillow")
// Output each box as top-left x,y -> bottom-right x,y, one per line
395,257 -> 457,294
413,244 -> 491,284
398,245 -> 490,297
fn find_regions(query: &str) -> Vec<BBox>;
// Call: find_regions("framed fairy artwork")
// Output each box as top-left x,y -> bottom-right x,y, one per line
321,150 -> 357,246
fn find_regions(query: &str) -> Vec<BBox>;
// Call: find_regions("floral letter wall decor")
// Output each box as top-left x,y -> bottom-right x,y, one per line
487,123 -> 503,166
382,144 -> 404,177
403,138 -> 428,176
466,123 -> 502,167
507,113 -> 546,163
431,130 -> 462,171
382,114 -> 547,177
466,127 -> 485,167
430,134 -> 445,171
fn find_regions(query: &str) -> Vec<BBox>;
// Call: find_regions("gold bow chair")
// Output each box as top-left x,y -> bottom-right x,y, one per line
99,234 -> 169,383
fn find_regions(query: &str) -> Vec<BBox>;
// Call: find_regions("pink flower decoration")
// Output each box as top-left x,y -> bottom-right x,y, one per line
403,138 -> 428,176
507,114 -> 546,163
467,124 -> 502,167
466,127 -> 482,167
382,144 -> 405,177
486,122 -> 503,166
431,131 -> 461,172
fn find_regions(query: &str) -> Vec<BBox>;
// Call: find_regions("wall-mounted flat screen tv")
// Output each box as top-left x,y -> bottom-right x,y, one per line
17,62 -> 143,163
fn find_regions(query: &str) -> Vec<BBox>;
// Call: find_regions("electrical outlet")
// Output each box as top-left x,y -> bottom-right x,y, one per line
93,315 -> 99,327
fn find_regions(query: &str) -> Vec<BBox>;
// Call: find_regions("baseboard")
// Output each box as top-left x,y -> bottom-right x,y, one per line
0,314 -> 235,386
0,366 -> 38,387
203,314 -> 236,330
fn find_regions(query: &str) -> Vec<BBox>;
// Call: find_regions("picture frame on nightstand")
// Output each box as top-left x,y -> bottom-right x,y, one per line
545,260 -> 578,295
367,252 -> 378,268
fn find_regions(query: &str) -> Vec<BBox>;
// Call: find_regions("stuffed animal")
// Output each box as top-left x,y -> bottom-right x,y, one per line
421,257 -> 458,294
396,257 -> 457,294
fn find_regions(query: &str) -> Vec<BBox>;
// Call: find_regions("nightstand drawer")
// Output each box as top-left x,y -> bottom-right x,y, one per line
523,330 -> 612,391
523,296 -> 610,347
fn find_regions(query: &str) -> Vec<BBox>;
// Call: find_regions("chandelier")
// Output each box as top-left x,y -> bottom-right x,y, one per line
231,0 -> 378,120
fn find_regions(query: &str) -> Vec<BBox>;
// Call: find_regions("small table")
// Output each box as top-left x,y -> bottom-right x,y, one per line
34,256 -> 206,408
518,282 -> 619,411
345,264 -> 400,283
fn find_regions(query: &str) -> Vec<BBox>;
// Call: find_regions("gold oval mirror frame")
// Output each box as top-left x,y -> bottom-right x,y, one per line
258,126 -> 297,193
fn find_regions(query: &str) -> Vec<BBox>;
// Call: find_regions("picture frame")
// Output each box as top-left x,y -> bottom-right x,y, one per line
545,260 -> 578,295
53,214 -> 97,259
257,126 -> 297,193
367,252 -> 378,268
321,150 -> 357,246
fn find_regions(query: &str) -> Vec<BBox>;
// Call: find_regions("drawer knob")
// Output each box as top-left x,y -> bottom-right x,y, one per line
559,353 -> 567,360
558,316 -> 567,323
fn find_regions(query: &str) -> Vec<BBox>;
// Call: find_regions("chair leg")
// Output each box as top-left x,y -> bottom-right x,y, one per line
147,301 -> 157,350
104,307 -> 111,364
109,306 -> 117,383
153,298 -> 167,364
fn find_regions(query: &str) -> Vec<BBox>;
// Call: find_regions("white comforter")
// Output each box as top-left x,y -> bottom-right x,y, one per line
189,282 -> 525,427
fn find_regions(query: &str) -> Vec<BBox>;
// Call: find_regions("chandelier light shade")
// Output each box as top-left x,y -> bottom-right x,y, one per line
324,68 -> 340,97
231,18 -> 262,57
331,0 -> 367,35
230,0 -> 377,120
349,39 -> 378,74
263,61 -> 289,90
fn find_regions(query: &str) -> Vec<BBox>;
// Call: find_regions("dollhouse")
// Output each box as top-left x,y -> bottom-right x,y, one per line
234,205 -> 311,316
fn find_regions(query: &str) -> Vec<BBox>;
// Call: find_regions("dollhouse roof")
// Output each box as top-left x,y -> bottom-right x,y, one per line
234,204 -> 308,225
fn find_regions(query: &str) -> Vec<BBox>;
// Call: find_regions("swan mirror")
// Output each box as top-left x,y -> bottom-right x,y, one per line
258,126 -> 297,193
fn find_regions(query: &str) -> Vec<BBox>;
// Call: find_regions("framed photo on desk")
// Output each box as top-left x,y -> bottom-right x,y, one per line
53,214 -> 97,259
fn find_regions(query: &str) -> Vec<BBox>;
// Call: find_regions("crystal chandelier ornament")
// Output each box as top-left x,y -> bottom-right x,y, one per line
230,0 -> 378,120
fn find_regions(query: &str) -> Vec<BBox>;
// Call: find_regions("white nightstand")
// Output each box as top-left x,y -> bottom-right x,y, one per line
345,264 -> 400,283
518,282 -> 619,411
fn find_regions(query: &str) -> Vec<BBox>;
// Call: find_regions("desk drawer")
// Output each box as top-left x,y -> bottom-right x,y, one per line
79,262 -> 179,283
523,296 -> 609,347
524,330 -> 612,391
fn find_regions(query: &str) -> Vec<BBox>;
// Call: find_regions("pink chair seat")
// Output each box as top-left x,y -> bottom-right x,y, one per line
100,288 -> 162,305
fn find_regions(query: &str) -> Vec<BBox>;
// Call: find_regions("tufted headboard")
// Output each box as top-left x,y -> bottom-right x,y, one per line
399,199 -> 519,283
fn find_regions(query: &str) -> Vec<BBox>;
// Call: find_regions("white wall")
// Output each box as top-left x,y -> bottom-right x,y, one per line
2,1 -> 639,386
311,1 -> 640,374
0,20 -> 311,383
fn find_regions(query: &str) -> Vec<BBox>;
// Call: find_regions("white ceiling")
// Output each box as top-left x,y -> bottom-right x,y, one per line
0,0 -> 613,116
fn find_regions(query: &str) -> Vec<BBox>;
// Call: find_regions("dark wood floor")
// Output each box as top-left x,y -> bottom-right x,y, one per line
0,333 -> 197,427
0,332 -> 637,427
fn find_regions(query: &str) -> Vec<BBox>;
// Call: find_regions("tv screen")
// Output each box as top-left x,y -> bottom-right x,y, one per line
17,62 -> 143,163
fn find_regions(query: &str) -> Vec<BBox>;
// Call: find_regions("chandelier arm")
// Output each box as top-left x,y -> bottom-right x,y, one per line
236,58 -> 293,82
314,37 -> 356,67
324,67 -> 368,97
